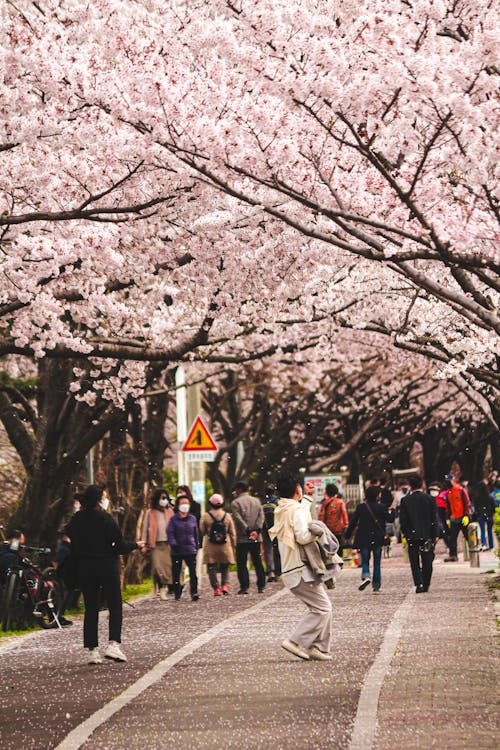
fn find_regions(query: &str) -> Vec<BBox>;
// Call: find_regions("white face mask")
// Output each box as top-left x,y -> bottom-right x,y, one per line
178,503 -> 190,514
100,497 -> 110,511
159,498 -> 169,508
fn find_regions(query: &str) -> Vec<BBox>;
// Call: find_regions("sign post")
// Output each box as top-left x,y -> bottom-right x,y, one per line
182,416 -> 218,464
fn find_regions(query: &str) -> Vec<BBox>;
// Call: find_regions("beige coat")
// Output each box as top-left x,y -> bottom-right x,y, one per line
200,509 -> 236,564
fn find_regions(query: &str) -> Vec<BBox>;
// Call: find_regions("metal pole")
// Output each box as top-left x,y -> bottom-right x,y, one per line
86,447 -> 94,485
175,366 -> 187,486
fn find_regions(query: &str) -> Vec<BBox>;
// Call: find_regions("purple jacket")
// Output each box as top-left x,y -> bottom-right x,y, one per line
167,513 -> 199,556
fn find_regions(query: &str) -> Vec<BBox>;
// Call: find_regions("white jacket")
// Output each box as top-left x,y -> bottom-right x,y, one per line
271,498 -> 316,589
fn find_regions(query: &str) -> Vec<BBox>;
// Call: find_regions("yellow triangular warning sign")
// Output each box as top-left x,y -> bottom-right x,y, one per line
182,416 -> 218,451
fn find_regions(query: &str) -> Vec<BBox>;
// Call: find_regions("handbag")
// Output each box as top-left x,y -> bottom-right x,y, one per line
365,502 -> 390,546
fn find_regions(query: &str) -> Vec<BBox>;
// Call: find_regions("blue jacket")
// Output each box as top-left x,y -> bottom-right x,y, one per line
167,513 -> 199,556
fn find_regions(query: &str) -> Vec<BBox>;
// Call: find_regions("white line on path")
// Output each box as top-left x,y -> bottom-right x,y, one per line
348,589 -> 415,750
54,589 -> 289,750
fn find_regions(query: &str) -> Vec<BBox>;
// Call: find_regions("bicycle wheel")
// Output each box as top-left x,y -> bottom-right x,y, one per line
1,572 -> 20,632
37,570 -> 62,629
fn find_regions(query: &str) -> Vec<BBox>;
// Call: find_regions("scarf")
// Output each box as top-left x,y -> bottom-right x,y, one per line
269,498 -> 299,549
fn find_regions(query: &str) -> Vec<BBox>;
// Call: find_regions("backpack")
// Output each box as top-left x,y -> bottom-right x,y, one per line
208,511 -> 227,544
323,498 -> 347,535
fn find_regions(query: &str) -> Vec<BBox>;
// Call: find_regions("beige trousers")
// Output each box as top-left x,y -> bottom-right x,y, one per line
289,578 -> 332,653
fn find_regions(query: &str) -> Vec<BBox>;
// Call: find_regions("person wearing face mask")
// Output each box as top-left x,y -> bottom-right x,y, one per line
167,497 -> 200,601
176,485 -> 201,525
141,489 -> 175,600
65,485 -> 145,664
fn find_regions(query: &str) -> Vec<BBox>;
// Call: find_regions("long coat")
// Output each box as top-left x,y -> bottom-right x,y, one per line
199,509 -> 236,564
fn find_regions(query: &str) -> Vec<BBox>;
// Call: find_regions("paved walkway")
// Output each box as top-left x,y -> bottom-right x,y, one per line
0,545 -> 498,750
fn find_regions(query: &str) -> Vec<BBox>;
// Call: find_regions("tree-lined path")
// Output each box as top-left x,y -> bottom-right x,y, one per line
1,549 -> 498,750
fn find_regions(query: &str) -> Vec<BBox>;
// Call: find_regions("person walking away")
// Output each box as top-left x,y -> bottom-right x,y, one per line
435,479 -> 452,551
231,481 -> 266,594
141,488 -> 174,600
399,475 -> 438,593
470,477 -> 496,551
167,498 -> 200,601
318,484 -> 348,558
261,486 -> 281,582
444,475 -> 471,562
345,485 -> 387,593
65,485 -> 144,664
269,471 -> 333,661
199,493 -> 236,596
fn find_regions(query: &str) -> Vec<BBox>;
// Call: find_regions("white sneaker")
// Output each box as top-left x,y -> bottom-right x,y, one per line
309,646 -> 333,661
104,643 -> 128,662
88,648 -> 103,664
281,639 -> 310,660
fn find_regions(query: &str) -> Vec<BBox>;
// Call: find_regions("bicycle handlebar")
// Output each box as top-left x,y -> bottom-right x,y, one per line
21,545 -> 52,554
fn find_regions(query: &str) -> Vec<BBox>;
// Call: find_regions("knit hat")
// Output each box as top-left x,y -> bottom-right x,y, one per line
208,493 -> 224,507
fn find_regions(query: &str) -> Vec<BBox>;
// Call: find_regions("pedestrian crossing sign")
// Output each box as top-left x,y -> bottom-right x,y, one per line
182,416 -> 218,452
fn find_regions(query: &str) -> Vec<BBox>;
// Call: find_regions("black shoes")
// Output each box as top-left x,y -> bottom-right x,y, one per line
416,584 -> 429,593
258,588 -> 265,594
237,589 -> 249,595
191,594 -> 200,601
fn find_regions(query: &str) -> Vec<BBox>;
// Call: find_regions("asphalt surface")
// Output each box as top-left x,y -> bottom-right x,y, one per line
0,544 -> 498,750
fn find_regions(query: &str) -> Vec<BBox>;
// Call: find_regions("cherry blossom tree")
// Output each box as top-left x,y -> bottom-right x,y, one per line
0,0 -> 498,542
4,0 -> 497,416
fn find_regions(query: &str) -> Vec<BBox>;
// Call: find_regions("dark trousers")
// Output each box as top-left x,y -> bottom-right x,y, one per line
407,539 -> 434,589
262,531 -> 282,577
172,554 -> 197,598
236,542 -> 266,591
207,563 -> 229,589
437,507 -> 449,548
79,558 -> 122,649
448,519 -> 468,558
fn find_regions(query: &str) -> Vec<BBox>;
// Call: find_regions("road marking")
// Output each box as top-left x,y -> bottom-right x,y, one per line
348,590 -> 414,750
55,589 -> 289,750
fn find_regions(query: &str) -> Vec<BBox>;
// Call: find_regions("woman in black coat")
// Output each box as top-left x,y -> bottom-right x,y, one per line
66,485 -> 145,664
345,485 -> 387,593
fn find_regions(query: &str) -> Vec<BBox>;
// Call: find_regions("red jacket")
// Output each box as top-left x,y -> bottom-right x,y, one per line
318,497 -> 348,535
446,486 -> 471,519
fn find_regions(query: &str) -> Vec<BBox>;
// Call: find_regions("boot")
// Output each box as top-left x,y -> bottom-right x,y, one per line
159,586 -> 168,601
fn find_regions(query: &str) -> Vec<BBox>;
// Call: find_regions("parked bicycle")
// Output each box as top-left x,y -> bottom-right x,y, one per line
0,543 -> 63,632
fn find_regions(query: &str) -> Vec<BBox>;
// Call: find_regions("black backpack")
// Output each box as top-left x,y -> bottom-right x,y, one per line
208,511 -> 227,544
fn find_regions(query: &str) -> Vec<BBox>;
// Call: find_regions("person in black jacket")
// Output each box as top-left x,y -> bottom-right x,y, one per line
345,485 -> 387,593
399,475 -> 438,593
65,485 -> 145,664
470,478 -> 496,551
